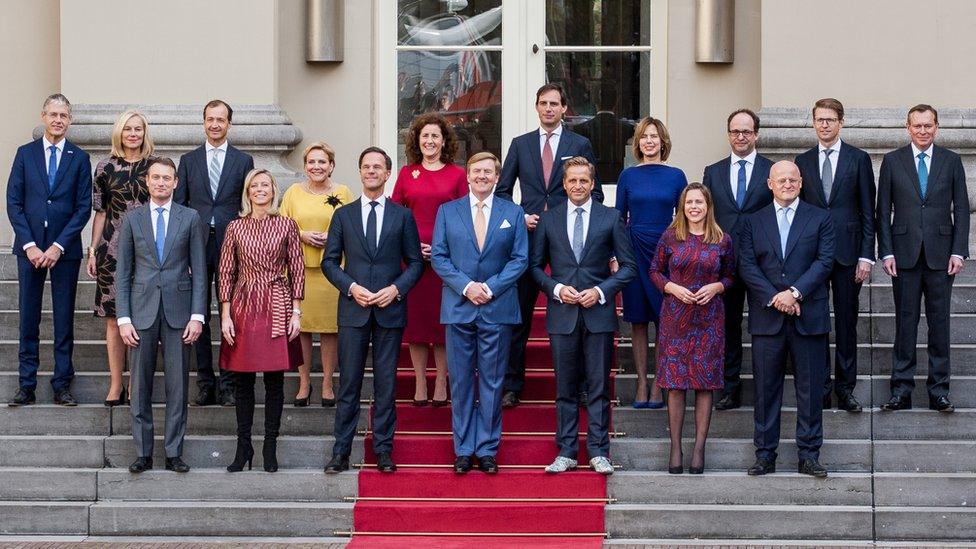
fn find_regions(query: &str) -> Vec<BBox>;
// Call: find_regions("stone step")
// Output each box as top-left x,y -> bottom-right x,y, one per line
0,468 -> 97,501
110,404 -> 352,437
614,374 -> 874,407
874,473 -> 976,506
873,408 -> 976,440
871,313 -> 976,344
0,501 -> 91,535
875,507 -> 976,541
870,283 -> 976,314
0,436 -> 104,468
0,404 -> 111,435
873,441 -> 976,473
613,407 -> 872,439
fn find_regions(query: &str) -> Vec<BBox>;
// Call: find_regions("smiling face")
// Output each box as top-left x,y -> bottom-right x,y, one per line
203,103 -> 230,146
683,188 -> 708,225
767,161 -> 803,206
121,115 -> 145,154
359,152 -> 391,195
247,172 -> 275,208
41,102 -> 71,143
727,112 -> 758,157
563,165 -> 594,206
536,89 -> 567,131
419,123 -> 444,162
907,109 -> 938,151
146,162 -> 178,203
305,148 -> 334,184
638,124 -> 661,162
467,158 -> 499,200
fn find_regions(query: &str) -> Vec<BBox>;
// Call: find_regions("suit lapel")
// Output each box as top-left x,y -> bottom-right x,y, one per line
548,131 -> 572,190
743,156 -> 767,208
137,207 -> 161,267
375,201 -> 396,254
31,141 -> 48,192
195,147 -> 214,204
897,146 -> 923,200
215,147 -> 238,201
528,132 -> 547,194
480,200 -> 504,255
578,203 -> 604,263
804,150 -> 827,206
830,144 -> 854,205
927,145 -> 946,196
51,143 -> 76,192
161,205 -> 184,264
761,206 -> 785,263
454,199 -> 480,255
714,159 -> 737,211
348,200 -> 372,257
784,203 -> 813,260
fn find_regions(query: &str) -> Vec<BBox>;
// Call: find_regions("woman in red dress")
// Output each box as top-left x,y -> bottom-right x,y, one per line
392,113 -> 468,405
219,169 -> 304,473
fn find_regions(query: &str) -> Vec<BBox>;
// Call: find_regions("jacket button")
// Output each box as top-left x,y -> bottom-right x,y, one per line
46,200 -> 52,204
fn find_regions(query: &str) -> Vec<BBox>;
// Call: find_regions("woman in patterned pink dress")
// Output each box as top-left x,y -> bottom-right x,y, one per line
650,182 -> 735,475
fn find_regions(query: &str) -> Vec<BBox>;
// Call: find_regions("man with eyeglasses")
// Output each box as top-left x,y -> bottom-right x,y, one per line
795,98 -> 876,413
876,104 -> 969,413
702,109 -> 774,410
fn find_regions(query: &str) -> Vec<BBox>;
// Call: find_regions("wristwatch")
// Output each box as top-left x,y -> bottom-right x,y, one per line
789,286 -> 802,300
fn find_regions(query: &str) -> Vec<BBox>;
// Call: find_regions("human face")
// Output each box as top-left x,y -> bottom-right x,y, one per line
767,161 -> 803,206
146,164 -> 177,204
121,115 -> 145,154
248,173 -> 275,208
41,103 -> 71,143
305,149 -> 334,184
204,104 -> 231,146
467,158 -> 499,200
684,189 -> 708,225
813,107 -> 843,147
907,110 -> 938,151
536,90 -> 567,131
563,165 -> 594,206
638,124 -> 662,162
727,112 -> 758,157
419,124 -> 444,162
359,152 -> 391,195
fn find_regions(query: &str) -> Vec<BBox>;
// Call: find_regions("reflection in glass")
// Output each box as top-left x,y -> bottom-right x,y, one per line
546,0 -> 649,47
398,0 -> 502,46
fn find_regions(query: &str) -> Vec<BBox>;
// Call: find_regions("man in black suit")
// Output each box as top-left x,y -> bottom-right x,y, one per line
495,83 -> 601,407
796,98 -> 876,413
739,160 -> 835,478
877,104 -> 969,413
322,147 -> 424,474
702,109 -> 774,410
530,157 -> 636,475
174,99 -> 255,407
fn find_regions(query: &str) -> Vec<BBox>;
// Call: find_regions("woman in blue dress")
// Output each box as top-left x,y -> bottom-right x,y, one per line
615,117 -> 687,408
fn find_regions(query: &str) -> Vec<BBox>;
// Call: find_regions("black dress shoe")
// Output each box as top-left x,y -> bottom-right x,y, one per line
8,388 -> 35,407
376,452 -> 397,473
324,454 -> 349,474
129,457 -> 153,473
165,456 -> 190,473
321,397 -> 336,407
53,389 -> 77,407
714,393 -> 740,411
929,395 -> 955,413
798,458 -> 828,478
220,391 -> 236,407
501,391 -> 519,408
880,395 -> 912,411
454,455 -> 472,474
836,393 -> 862,413
822,392 -> 832,410
747,458 -> 775,476
194,388 -> 217,406
577,392 -> 588,408
478,455 -> 499,474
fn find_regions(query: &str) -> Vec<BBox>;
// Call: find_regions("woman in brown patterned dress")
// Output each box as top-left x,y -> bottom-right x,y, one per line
219,169 -> 304,473
86,110 -> 154,406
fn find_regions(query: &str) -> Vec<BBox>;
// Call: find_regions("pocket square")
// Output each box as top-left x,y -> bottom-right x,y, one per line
560,155 -> 573,160
499,219 -> 512,229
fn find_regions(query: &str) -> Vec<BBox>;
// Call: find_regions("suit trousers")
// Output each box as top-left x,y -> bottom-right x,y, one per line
129,305 -> 191,458
193,229 -> 233,395
752,318 -> 827,462
331,314 -> 402,457
720,276 -> 747,397
890,247 -> 953,400
550,316 -> 613,459
447,321 -> 511,458
17,256 -> 80,392
825,262 -> 862,397
504,271 -> 539,393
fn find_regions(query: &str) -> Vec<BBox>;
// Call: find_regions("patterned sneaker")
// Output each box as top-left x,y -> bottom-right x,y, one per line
545,456 -> 578,474
589,456 -> 614,475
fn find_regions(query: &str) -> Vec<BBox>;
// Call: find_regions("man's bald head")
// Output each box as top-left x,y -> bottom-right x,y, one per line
767,160 -> 802,206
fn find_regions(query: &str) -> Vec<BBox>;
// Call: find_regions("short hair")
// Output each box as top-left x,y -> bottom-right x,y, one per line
358,146 -> 392,171
562,156 -> 596,180
535,83 -> 567,106
466,151 -> 501,173
147,156 -> 177,176
109,110 -> 155,160
813,98 -> 845,121
631,117 -> 673,162
726,108 -> 760,133
302,141 -> 336,165
42,93 -> 71,114
404,113 -> 459,165
907,104 -> 939,125
203,99 -> 233,122
239,168 -> 280,217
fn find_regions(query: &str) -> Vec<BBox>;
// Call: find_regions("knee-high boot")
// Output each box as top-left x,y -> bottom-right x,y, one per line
263,371 -> 284,472
227,372 -> 256,472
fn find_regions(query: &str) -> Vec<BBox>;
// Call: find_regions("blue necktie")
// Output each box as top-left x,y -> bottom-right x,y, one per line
735,159 -> 747,208
917,152 -> 929,198
47,145 -> 58,191
155,207 -> 166,263
778,206 -> 792,257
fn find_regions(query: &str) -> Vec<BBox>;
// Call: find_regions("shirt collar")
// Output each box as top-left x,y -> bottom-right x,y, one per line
206,141 -> 228,154
567,198 -> 592,213
539,124 -> 563,138
819,139 -> 841,155
469,193 -> 494,209
776,197 -> 801,212
731,149 -> 757,165
42,136 -> 64,152
911,142 -> 934,159
149,199 -> 172,212
360,194 -> 386,208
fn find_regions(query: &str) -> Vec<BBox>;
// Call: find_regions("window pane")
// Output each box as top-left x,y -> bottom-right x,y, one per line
398,0 -> 502,46
546,0 -> 649,46
397,50 -> 502,166
547,51 -> 651,185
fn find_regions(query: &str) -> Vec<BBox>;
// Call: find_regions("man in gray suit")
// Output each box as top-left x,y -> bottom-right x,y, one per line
116,157 -> 207,473
530,157 -> 637,475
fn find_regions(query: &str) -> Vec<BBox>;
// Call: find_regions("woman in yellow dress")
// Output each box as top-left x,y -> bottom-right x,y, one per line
280,142 -> 352,406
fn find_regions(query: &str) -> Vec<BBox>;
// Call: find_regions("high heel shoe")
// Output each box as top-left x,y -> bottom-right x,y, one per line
104,386 -> 128,407
668,452 -> 683,474
263,438 -> 278,473
689,451 -> 705,474
431,398 -> 449,407
321,394 -> 336,407
293,394 -> 310,407
226,441 -> 254,472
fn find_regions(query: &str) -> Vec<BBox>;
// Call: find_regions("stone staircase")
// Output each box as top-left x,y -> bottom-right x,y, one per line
0,254 -> 974,543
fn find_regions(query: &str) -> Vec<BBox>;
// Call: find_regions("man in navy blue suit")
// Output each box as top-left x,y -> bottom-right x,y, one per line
495,83 -> 600,407
432,152 -> 528,474
7,94 -> 92,406
738,160 -> 835,478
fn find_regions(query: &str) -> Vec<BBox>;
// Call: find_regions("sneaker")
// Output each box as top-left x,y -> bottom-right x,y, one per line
589,456 -> 613,475
545,456 -> 578,474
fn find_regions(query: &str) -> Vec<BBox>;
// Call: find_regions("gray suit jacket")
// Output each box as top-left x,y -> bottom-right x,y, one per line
116,202 -> 208,330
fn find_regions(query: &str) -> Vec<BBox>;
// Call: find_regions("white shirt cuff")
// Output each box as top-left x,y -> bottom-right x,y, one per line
882,255 -> 894,261
952,254 -> 965,260
117,317 -> 132,326
190,314 -> 205,323
348,282 -> 358,296
53,242 -> 64,252
463,281 -> 474,297
22,242 -> 36,251
594,287 -> 606,305
858,258 -> 875,265
482,283 -> 493,297
553,283 -> 565,303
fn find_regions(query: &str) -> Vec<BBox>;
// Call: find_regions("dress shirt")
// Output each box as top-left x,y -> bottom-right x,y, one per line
462,193 -> 496,298
538,125 -> 563,161
766,197 -> 802,305
24,137 -> 67,252
205,141 -> 228,226
347,194 -> 389,296
819,139 -> 840,177
553,199 -> 605,305
728,149 -> 758,203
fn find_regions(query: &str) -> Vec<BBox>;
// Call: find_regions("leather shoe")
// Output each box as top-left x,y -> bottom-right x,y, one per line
454,455 -> 472,474
53,389 -> 77,407
798,458 -> 828,478
324,454 -> 349,474
194,388 -> 217,406
747,458 -> 775,476
929,395 -> 954,413
501,391 -> 519,408
478,455 -> 499,474
836,393 -> 862,413
714,392 -> 740,411
129,457 -> 153,473
376,452 -> 397,473
577,391 -> 588,408
880,395 -> 912,411
165,456 -> 190,473
220,391 -> 236,407
8,388 -> 35,407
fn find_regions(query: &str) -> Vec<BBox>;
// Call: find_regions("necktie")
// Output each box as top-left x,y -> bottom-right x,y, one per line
917,152 -> 929,198
821,149 -> 834,202
47,145 -> 58,191
474,202 -> 487,251
542,132 -> 555,186
778,206 -> 792,257
366,201 -> 378,255
735,159 -> 747,208
209,148 -> 222,198
572,207 -> 585,262
155,207 -> 166,263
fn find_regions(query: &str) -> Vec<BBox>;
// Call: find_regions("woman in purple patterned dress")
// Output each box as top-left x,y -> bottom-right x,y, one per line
650,182 -> 735,474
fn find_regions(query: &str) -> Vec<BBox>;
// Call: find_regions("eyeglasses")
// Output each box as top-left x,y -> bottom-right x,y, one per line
815,117 -> 840,126
771,177 -> 801,186
728,130 -> 755,138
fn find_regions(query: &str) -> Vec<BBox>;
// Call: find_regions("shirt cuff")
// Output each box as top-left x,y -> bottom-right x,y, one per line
53,242 -> 64,252
117,317 -> 132,326
882,255 -> 894,261
22,242 -> 36,251
462,281 -> 474,297
858,258 -> 875,265
594,286 -> 606,305
553,283 -> 565,303
482,283 -> 493,297
348,282 -> 358,296
190,314 -> 205,323
952,254 -> 965,260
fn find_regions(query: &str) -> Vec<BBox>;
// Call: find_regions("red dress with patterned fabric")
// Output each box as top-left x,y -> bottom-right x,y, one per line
218,216 -> 305,373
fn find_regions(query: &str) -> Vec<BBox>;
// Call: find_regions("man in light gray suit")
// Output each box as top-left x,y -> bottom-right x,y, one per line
116,157 -> 207,473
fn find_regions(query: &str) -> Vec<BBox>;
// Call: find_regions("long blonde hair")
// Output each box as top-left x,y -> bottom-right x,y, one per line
109,110 -> 154,159
669,182 -> 724,244
239,168 -> 281,217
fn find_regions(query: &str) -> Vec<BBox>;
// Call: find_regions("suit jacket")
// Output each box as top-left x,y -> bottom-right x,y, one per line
174,144 -> 255,246
796,141 -> 876,265
738,200 -> 835,336
702,153 -> 774,247
322,199 -> 424,329
6,138 -> 92,260
530,201 -> 637,334
495,127 -> 602,215
876,144 -> 970,270
115,203 -> 208,330
431,195 -> 528,325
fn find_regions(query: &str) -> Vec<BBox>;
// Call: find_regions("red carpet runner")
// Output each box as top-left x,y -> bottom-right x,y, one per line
347,302 -> 613,548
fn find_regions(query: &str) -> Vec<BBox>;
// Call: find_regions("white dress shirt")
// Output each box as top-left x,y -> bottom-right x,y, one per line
776,197 -> 800,226
728,149 -> 758,203
347,194 -> 389,295
553,199 -> 605,305
819,139 -> 841,176
463,193 -> 495,298
24,137 -> 67,251
205,140 -> 228,173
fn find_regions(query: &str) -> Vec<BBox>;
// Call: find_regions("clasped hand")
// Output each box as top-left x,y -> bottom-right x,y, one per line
351,284 -> 399,308
558,286 -> 600,308
464,282 -> 492,305
666,282 -> 724,305
770,290 -> 801,316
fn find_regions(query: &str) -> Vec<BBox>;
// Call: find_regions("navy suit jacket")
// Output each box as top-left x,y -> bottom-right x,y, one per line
7,138 -> 92,260
431,195 -> 528,325
796,141 -> 876,265
495,127 -> 602,215
702,154 -> 774,248
174,144 -> 254,246
738,200 -> 835,336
